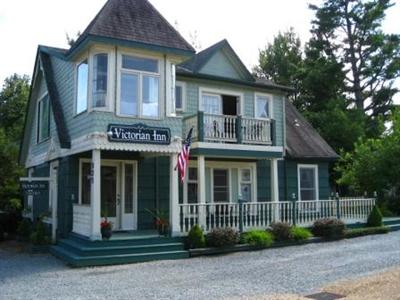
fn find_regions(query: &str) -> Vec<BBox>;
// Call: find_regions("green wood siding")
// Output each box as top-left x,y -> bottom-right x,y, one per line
199,50 -> 243,80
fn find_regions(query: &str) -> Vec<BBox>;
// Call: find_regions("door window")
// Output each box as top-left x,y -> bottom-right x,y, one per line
240,169 -> 252,202
101,166 -> 117,218
213,169 -> 229,202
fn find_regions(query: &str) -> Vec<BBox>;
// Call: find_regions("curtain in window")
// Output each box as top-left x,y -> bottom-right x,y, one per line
120,73 -> 138,116
142,75 -> 159,117
202,94 -> 221,114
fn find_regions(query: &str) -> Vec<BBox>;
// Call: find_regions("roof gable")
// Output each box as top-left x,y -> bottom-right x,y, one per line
69,0 -> 195,56
179,39 -> 254,82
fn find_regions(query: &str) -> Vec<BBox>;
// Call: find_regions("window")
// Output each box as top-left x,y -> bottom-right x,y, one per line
37,95 -> 50,143
119,55 -> 160,118
76,60 -> 88,114
240,169 -> 252,202
298,165 -> 318,201
213,169 -> 229,202
255,94 -> 271,119
80,162 -> 91,205
202,93 -> 222,114
124,164 -> 134,213
175,83 -> 185,112
187,167 -> 198,203
92,54 -> 108,108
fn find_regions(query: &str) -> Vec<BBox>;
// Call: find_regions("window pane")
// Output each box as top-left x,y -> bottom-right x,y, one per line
300,168 -> 315,189
213,169 -> 228,202
256,96 -> 269,118
120,73 -> 139,116
301,190 -> 315,201
202,94 -> 221,114
241,183 -> 251,202
188,168 -> 197,180
241,169 -> 251,182
76,60 -> 88,114
142,75 -> 159,117
39,96 -> 50,142
92,54 -> 108,108
188,183 -> 198,203
124,164 -> 134,214
81,163 -> 91,205
175,85 -> 182,110
122,55 -> 158,73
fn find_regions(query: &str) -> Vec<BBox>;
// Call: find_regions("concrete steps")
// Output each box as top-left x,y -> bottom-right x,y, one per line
50,233 -> 188,267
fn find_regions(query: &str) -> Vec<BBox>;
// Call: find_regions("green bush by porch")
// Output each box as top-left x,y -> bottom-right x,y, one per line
367,205 -> 383,227
242,230 -> 273,247
187,225 -> 206,249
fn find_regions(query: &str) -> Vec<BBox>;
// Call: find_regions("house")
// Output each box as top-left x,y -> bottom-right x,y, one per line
20,0 -> 346,266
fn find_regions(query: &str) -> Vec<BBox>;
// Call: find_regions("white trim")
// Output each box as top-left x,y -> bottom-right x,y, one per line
36,92 -> 50,144
192,142 -> 283,153
74,58 -> 89,116
297,164 -> 319,201
254,92 -> 273,119
199,86 -> 244,115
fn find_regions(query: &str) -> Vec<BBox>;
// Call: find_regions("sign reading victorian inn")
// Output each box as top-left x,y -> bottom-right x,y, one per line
107,123 -> 171,145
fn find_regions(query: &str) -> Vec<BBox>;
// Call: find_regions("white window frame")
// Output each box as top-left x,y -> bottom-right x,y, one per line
254,92 -> 273,119
239,168 -> 253,202
174,81 -> 186,113
185,161 -> 257,204
117,51 -> 162,119
199,87 -> 244,116
37,92 -> 50,144
297,164 -> 319,201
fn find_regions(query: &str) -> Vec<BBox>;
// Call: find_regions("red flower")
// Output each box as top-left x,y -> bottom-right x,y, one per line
101,218 -> 112,230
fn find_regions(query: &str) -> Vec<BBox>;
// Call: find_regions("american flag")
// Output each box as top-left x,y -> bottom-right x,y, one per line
176,128 -> 193,183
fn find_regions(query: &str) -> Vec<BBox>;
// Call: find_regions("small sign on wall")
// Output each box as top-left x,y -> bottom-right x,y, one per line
20,182 -> 48,196
107,123 -> 171,145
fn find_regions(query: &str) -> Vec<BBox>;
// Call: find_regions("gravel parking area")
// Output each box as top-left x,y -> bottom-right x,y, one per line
1,231 -> 400,300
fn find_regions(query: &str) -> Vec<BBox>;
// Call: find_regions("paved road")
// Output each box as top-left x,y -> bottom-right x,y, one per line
1,231 -> 400,300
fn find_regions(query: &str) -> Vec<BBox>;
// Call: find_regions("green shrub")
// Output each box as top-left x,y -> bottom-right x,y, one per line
242,230 -> 273,247
17,218 -> 33,239
367,205 -> 383,227
206,227 -> 239,248
312,218 -> 346,239
344,226 -> 389,238
270,222 -> 292,241
186,225 -> 206,249
30,219 -> 50,245
290,227 -> 312,241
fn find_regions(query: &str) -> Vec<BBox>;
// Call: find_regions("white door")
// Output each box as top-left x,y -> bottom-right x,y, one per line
121,162 -> 138,230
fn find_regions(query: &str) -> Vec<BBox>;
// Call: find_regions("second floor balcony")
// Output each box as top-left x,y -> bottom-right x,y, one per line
183,112 -> 275,145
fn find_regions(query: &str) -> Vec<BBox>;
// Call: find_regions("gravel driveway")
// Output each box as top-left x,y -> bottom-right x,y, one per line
1,231 -> 400,300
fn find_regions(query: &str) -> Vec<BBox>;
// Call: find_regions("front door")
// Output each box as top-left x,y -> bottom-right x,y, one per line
101,164 -> 120,229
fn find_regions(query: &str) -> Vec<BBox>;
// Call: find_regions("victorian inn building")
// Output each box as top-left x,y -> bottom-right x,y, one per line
20,0 -> 339,265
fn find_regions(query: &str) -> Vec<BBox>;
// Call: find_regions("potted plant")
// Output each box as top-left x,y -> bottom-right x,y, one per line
146,209 -> 169,236
100,218 -> 113,240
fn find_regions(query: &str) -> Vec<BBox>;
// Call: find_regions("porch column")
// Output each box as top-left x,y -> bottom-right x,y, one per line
90,149 -> 102,240
270,158 -> 280,222
169,154 -> 180,236
197,155 -> 206,229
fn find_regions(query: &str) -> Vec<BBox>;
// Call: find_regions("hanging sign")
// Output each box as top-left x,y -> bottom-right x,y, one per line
107,123 -> 171,145
20,181 -> 48,196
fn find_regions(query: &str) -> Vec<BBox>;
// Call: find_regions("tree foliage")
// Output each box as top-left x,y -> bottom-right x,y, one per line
309,0 -> 400,117
0,74 -> 30,210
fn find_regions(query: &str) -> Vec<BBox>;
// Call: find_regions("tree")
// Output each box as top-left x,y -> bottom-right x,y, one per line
309,0 -> 400,117
337,109 -> 400,211
254,28 -> 303,96
0,74 -> 30,210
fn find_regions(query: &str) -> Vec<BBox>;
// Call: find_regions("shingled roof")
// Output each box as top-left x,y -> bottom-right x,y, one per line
285,100 -> 339,160
69,0 -> 195,55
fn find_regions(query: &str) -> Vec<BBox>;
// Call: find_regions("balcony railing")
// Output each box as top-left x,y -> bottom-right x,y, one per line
183,112 -> 274,145
178,198 -> 376,234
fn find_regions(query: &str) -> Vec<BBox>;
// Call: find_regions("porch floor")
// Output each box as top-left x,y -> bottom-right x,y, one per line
110,230 -> 160,240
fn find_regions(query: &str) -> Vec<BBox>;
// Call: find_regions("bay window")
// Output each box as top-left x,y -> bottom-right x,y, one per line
255,94 -> 272,119
119,54 -> 160,118
92,53 -> 108,108
76,60 -> 88,114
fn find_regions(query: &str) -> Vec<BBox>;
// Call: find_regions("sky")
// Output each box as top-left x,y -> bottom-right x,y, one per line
0,0 -> 399,95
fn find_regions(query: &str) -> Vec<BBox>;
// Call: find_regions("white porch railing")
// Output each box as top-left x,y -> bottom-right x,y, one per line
182,113 -> 273,145
178,198 -> 376,234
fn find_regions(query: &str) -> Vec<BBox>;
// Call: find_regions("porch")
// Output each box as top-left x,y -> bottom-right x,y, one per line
178,197 -> 376,234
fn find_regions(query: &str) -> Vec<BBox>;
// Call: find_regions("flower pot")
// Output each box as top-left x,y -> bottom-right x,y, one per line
101,228 -> 112,240
157,224 -> 169,236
